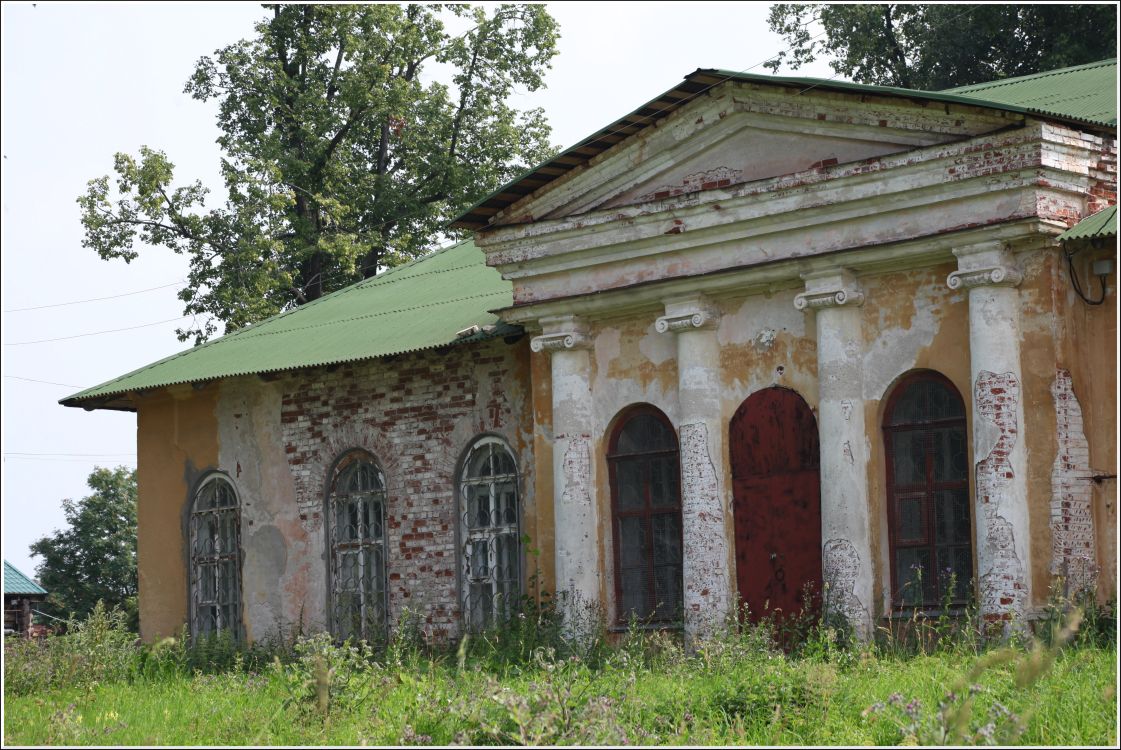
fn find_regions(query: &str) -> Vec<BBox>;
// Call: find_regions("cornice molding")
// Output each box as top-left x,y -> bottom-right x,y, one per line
495,219 -> 1059,326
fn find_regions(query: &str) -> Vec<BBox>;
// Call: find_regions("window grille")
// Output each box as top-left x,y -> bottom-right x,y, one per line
327,452 -> 388,641
459,437 -> 521,631
607,406 -> 683,624
883,372 -> 972,608
189,474 -> 241,639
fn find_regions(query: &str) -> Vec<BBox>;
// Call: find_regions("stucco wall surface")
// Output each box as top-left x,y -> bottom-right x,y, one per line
136,387 -> 219,641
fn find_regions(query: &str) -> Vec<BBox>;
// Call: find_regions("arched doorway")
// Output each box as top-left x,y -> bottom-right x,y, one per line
730,387 -> 822,622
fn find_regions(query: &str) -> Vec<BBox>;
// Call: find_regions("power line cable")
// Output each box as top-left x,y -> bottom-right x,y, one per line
3,280 -> 186,312
4,451 -> 136,457
2,375 -> 85,388
3,316 -> 190,346
2,455 -> 138,464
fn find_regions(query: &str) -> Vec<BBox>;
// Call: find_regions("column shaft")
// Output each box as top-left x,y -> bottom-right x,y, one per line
950,243 -> 1032,623
658,297 -> 731,640
796,272 -> 874,640
532,318 -> 600,633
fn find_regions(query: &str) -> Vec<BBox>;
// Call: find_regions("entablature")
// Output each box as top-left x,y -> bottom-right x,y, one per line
496,219 -> 1061,329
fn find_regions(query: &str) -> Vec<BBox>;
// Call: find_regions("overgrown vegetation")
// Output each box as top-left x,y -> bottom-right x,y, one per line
4,591 -> 1116,746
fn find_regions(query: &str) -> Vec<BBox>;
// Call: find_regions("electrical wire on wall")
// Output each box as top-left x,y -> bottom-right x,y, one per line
1065,243 -> 1108,306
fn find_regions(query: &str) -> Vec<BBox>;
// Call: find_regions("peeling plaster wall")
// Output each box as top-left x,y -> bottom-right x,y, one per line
1049,370 -> 1097,594
216,377 -> 311,639
529,351 -> 557,596
860,264 -> 972,615
1052,244 -> 1118,601
135,387 -> 219,642
588,314 -> 680,621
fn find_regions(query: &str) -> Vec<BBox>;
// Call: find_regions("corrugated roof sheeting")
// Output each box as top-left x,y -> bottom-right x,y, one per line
4,561 -> 47,596
62,240 -> 515,407
946,59 -> 1117,127
1057,204 -> 1118,241
451,61 -> 1117,231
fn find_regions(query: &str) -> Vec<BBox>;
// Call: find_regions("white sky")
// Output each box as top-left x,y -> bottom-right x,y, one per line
0,1 -> 836,580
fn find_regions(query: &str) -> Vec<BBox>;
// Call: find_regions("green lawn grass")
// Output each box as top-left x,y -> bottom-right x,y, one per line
4,644 -> 1115,745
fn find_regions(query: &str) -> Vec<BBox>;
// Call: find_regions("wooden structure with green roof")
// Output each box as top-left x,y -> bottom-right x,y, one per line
4,560 -> 48,636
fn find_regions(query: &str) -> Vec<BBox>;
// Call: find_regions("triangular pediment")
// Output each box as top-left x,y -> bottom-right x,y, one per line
496,82 -> 978,225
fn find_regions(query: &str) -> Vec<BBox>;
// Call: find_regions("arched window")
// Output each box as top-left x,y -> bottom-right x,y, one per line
608,406 -> 683,624
189,473 -> 242,639
459,436 -> 521,631
883,372 -> 971,608
327,451 -> 388,641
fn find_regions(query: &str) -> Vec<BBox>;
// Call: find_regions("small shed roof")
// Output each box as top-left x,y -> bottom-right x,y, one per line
4,560 -> 47,596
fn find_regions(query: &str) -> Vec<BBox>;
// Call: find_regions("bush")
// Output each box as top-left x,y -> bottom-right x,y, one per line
4,601 -> 139,696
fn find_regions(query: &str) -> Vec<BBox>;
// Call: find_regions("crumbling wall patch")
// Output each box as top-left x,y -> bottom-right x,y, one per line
1049,369 -> 1098,596
974,370 -> 1027,619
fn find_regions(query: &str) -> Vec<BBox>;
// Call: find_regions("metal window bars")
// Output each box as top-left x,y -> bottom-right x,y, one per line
189,474 -> 241,640
459,438 -> 520,632
328,455 -> 388,642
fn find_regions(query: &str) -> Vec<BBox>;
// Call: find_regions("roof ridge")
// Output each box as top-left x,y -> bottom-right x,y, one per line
945,58 -> 1117,93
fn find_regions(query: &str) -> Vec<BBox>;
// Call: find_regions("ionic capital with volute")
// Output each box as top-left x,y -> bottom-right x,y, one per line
529,315 -> 592,353
793,268 -> 865,311
947,241 -> 1023,290
655,294 -> 720,334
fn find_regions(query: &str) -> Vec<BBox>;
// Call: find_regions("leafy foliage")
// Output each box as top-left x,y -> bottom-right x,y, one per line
4,602 -> 137,696
766,4 -> 1118,89
79,4 -> 559,343
30,466 -> 138,627
4,599 -> 1116,745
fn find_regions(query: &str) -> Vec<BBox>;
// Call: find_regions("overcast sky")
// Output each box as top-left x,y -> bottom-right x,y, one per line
0,1 -> 836,580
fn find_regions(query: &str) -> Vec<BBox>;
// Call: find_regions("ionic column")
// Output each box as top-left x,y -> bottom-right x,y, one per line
794,269 -> 874,640
530,315 -> 600,634
656,295 -> 731,641
948,242 -> 1031,624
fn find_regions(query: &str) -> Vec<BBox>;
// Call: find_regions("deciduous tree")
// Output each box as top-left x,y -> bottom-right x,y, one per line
31,467 -> 138,629
80,4 -> 559,343
766,4 -> 1117,90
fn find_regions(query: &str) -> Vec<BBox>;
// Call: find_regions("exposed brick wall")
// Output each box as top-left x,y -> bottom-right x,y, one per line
277,338 -> 532,636
1041,123 -> 1116,221
1088,135 -> 1117,215
1050,369 -> 1098,596
974,370 -> 1028,621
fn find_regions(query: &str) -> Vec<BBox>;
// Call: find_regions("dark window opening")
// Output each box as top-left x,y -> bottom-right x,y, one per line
190,474 -> 241,640
883,372 -> 972,609
608,406 -> 683,625
327,451 -> 388,642
459,437 -> 521,631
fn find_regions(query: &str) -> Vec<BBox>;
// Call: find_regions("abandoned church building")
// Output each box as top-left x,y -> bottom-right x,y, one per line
64,60 -> 1118,644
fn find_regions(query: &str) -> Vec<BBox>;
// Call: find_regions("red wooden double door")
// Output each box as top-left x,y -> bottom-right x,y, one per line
730,387 -> 822,621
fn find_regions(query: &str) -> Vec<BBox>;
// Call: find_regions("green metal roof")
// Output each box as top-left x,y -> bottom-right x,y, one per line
451,60 -> 1117,230
1057,205 -> 1118,242
62,239 -> 515,409
946,59 -> 1117,127
4,560 -> 47,596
